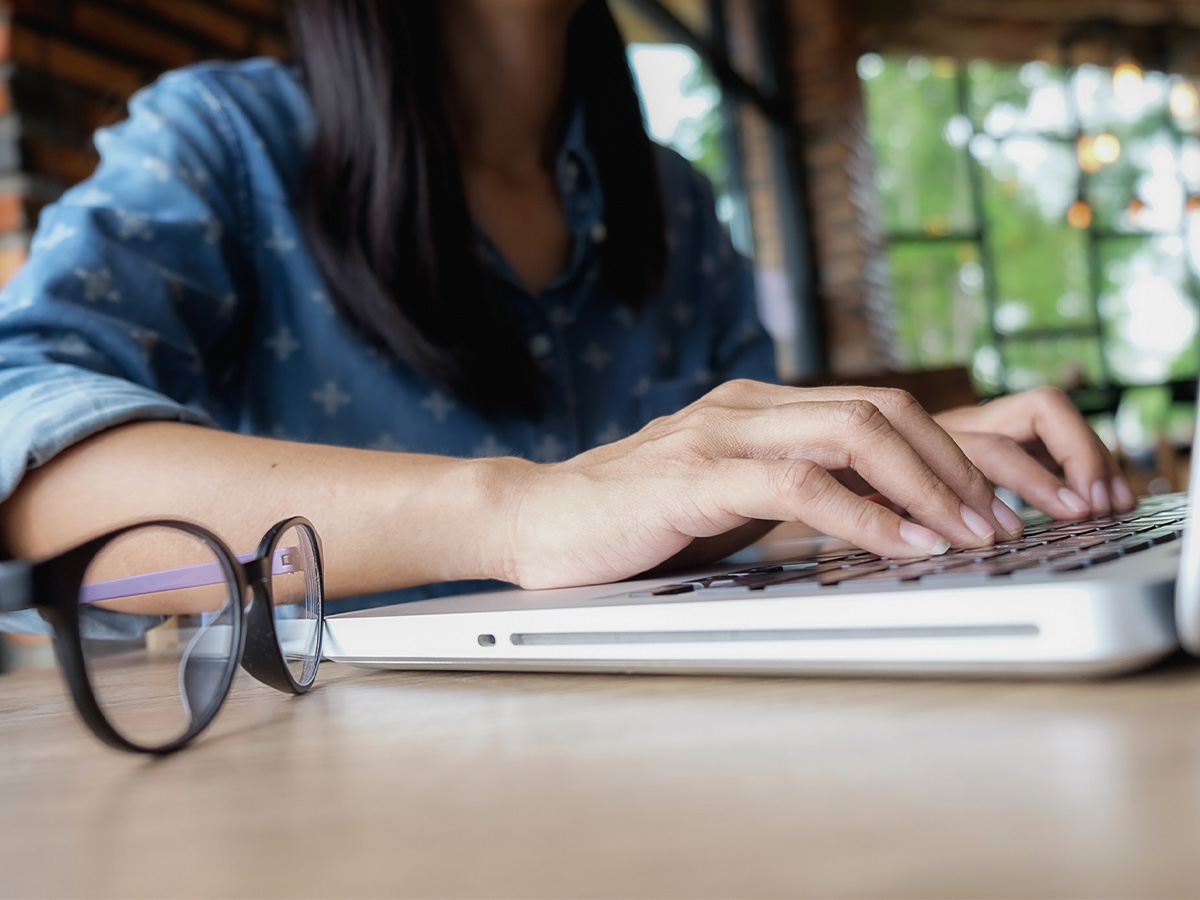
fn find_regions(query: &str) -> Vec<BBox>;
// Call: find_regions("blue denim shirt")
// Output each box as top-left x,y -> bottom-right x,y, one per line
0,58 -> 775,617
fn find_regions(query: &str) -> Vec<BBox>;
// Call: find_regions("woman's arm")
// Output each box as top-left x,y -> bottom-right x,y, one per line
1,378 -> 1130,597
1,378 -> 1062,598
0,421 -> 514,601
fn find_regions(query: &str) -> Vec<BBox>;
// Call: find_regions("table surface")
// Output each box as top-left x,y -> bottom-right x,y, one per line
4,650 -> 1200,899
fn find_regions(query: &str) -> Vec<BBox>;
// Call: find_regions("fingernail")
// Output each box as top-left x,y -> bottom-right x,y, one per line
1058,487 -> 1089,515
1090,480 -> 1111,514
1111,476 -> 1135,510
961,505 -> 995,543
992,497 -> 1024,538
900,521 -> 951,556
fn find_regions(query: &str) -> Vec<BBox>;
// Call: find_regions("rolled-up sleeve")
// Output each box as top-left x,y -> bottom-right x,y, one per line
0,69 -> 252,502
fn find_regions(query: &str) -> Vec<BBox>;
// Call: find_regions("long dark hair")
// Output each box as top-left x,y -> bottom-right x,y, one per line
288,0 -> 666,418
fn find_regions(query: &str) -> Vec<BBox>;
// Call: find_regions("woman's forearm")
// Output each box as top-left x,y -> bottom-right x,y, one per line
0,421 -> 525,599
0,382 -> 1131,602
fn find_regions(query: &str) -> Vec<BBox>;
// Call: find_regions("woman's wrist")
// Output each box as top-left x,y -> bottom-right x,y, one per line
431,455 -> 540,587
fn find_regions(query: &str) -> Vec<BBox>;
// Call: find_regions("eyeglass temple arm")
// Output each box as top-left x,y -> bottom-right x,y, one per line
0,560 -> 32,612
77,548 -> 299,604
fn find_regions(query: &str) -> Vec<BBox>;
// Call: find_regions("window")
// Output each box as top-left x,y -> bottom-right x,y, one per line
611,0 -> 818,382
862,54 -> 1198,462
626,41 -> 745,249
612,0 -> 752,253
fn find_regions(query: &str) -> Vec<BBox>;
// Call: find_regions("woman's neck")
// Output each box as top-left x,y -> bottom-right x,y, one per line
438,1 -> 578,177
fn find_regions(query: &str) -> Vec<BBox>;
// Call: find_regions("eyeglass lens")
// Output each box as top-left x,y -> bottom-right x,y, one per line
77,524 -> 238,749
268,523 -> 321,686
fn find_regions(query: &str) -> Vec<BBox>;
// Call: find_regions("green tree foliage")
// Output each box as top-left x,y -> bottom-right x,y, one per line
861,55 -> 1199,403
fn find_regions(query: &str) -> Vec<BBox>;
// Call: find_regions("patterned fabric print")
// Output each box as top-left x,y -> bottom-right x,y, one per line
0,58 -> 776,613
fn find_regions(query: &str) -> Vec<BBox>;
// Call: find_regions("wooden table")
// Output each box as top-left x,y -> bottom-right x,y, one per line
4,652 -> 1200,898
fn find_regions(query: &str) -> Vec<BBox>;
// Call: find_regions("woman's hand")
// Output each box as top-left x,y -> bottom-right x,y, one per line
494,379 -> 1028,590
933,386 -> 1134,520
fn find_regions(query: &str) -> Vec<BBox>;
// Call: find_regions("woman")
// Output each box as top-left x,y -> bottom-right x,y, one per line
0,0 -> 1130,614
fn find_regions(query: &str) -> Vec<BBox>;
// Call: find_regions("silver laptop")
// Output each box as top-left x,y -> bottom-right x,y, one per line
325,398 -> 1200,679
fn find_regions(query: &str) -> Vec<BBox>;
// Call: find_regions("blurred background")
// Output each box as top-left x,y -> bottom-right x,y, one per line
0,0 -> 1195,496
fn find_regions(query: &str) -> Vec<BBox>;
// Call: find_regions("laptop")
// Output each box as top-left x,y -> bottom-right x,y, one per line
324,401 -> 1200,679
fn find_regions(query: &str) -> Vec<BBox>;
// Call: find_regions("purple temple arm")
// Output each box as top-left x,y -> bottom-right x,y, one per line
78,547 -> 299,604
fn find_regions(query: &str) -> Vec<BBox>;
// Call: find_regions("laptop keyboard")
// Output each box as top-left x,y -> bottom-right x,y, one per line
634,494 -> 1188,597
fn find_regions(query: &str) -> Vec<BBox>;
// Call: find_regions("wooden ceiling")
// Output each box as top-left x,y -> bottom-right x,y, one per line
855,0 -> 1200,68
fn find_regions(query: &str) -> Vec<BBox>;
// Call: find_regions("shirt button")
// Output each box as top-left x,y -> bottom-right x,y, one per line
529,334 -> 553,358
590,221 -> 607,243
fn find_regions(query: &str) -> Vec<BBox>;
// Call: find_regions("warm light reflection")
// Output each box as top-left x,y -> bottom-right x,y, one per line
1113,59 -> 1143,89
931,57 -> 956,78
1067,199 -> 1093,229
1170,80 -> 1200,120
1112,60 -> 1145,117
1077,133 -> 1120,172
1077,135 -> 1102,173
1092,133 -> 1121,164
1186,195 -> 1200,215
923,215 -> 949,236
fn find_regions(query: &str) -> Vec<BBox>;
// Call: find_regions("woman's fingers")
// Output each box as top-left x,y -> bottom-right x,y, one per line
957,428 -> 1132,520
672,398 -> 1014,547
507,380 -> 1141,591
952,432 -> 1092,520
686,392 -> 1020,543
697,457 -> 953,559
712,384 -> 1020,536
836,387 -> 1022,538
1080,428 -> 1131,513
936,387 -> 1135,515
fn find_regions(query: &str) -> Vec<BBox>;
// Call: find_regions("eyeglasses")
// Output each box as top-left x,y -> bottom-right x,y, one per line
0,517 -> 323,753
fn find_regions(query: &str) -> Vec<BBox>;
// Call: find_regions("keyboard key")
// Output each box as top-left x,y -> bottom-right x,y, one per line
630,584 -> 695,597
918,557 -> 1038,580
1141,526 -> 1183,545
623,496 -> 1189,599
1111,537 -> 1152,555
1044,534 -> 1112,550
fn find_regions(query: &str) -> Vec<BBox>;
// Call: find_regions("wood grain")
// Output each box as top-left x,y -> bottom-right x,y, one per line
4,655 -> 1200,898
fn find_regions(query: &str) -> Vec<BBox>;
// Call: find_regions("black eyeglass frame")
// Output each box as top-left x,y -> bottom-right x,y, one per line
0,516 -> 324,754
